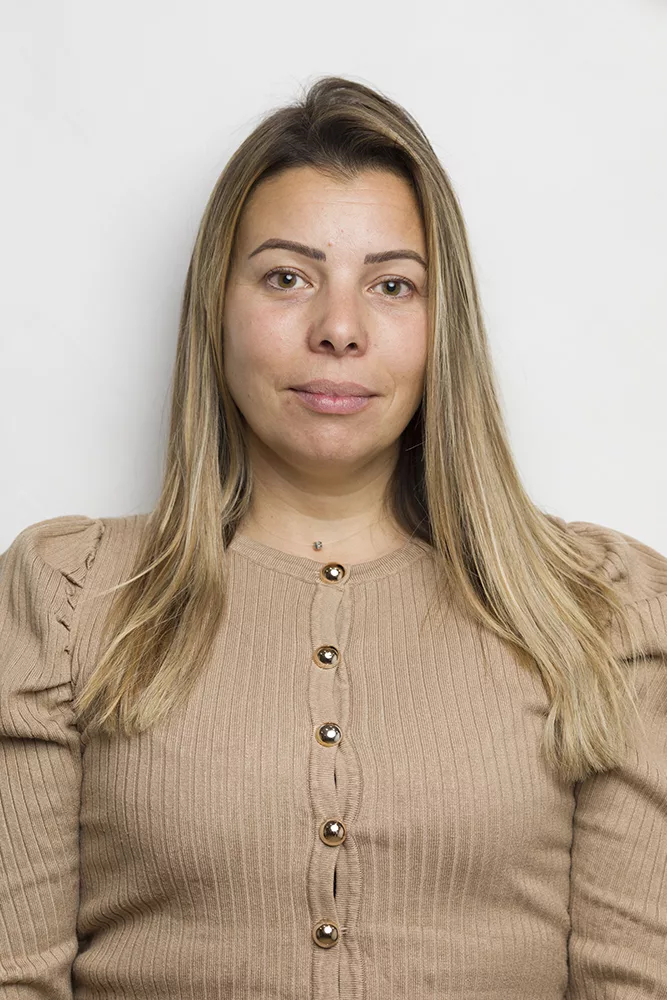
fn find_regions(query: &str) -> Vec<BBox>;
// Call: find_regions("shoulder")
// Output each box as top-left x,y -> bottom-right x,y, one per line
0,512 -> 151,634
0,512 -> 153,725
553,517 -> 667,662
0,513 -> 138,739
1,511 -> 151,579
1,514 -> 105,579
560,518 -> 667,606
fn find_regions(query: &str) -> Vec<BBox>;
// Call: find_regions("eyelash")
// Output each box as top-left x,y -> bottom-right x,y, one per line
264,267 -> 416,298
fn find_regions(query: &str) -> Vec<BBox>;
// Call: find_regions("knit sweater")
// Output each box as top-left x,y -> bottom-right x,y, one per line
0,512 -> 666,999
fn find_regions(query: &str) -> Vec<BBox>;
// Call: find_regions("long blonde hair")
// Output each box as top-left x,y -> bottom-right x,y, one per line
74,75 -> 646,783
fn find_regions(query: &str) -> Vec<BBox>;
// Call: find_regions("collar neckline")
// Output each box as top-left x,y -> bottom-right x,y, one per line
227,530 -> 432,584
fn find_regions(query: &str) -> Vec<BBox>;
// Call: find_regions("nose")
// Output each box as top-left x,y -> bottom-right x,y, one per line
307,284 -> 368,357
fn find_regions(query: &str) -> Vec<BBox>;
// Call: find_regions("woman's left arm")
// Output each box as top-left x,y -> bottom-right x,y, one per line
564,524 -> 667,997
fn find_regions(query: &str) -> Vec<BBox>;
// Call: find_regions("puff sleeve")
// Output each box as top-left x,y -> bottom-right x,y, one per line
563,521 -> 667,998
0,515 -> 104,998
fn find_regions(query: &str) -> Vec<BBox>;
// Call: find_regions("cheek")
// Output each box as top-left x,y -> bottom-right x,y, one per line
225,299 -> 288,373
223,303 -> 299,417
379,321 -> 428,391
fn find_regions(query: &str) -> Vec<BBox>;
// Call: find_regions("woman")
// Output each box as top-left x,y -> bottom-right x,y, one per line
1,76 -> 665,999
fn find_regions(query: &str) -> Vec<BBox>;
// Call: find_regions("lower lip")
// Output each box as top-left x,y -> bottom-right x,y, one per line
290,390 -> 375,413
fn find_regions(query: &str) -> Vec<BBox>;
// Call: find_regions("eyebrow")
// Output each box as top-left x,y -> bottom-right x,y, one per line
247,238 -> 427,269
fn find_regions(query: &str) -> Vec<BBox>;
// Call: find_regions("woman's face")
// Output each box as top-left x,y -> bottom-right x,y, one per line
222,165 -> 429,479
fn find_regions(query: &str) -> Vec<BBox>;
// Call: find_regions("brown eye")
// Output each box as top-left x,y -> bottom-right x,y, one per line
265,268 -> 306,290
374,277 -> 414,298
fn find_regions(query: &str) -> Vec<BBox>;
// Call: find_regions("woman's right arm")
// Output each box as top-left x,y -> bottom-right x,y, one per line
0,515 -> 104,999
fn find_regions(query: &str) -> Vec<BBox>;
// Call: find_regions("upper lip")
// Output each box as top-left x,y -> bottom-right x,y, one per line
290,379 -> 376,397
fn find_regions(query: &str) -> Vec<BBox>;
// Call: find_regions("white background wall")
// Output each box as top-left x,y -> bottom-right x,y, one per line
1,0 -> 665,554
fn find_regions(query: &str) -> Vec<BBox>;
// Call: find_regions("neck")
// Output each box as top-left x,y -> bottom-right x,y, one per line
236,439 -> 410,562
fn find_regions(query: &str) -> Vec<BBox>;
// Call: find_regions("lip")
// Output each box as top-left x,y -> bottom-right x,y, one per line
289,389 -> 376,414
289,379 -> 376,397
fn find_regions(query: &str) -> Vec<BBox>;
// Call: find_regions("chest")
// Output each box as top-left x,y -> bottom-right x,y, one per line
79,576 -> 575,902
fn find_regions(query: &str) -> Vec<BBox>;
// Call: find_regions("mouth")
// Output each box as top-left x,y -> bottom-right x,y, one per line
289,379 -> 376,397
289,388 -> 376,414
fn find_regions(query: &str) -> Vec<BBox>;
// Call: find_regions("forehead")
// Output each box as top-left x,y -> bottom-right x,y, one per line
236,165 -> 424,245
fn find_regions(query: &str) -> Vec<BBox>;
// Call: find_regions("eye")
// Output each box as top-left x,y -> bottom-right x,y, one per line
264,268 -> 308,291
263,268 -> 417,298
372,277 -> 415,298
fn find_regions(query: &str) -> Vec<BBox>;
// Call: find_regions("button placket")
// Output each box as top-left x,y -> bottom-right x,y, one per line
307,562 -> 351,979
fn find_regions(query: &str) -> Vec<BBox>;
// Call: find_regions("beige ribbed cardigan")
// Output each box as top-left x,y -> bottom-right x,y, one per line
0,512 -> 666,999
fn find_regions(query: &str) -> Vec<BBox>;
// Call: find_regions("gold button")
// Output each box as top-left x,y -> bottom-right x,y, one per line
312,920 -> 340,948
315,723 -> 342,746
320,562 -> 346,583
313,645 -> 340,668
319,818 -> 346,846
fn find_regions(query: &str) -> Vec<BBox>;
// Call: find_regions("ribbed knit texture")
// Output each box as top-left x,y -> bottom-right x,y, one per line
1,512 -> 666,999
